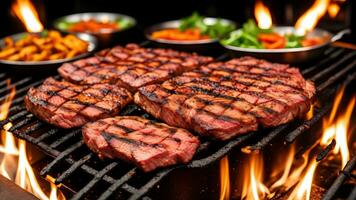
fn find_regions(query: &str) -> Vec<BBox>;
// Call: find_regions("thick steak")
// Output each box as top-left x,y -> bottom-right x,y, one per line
82,116 -> 200,172
25,77 -> 132,128
58,44 -> 213,92
135,57 -> 316,140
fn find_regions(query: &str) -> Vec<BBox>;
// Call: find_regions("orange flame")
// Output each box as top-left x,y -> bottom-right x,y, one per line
321,87 -> 354,168
0,83 -> 65,200
219,156 -> 230,200
11,0 -> 44,32
241,153 -> 270,200
295,0 -> 330,34
306,104 -> 315,120
287,160 -> 318,200
269,86 -> 354,199
0,80 -> 16,121
254,0 -> 272,29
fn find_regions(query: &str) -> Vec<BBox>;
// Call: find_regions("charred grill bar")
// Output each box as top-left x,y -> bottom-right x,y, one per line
0,43 -> 355,199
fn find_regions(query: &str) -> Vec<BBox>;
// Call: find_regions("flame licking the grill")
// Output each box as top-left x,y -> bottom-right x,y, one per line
0,82 -> 65,200
320,87 -> 355,168
295,0 -> 330,34
254,0 -> 272,29
219,156 -> 230,200
267,86 -> 354,200
287,160 -> 318,200
241,153 -> 270,200
11,0 -> 44,32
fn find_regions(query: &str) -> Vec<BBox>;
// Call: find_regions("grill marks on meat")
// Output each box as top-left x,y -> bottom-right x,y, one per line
135,57 -> 316,140
25,77 -> 132,128
58,44 -> 213,92
82,116 -> 200,172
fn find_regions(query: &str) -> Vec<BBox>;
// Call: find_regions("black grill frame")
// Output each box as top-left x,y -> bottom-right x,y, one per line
0,44 -> 355,200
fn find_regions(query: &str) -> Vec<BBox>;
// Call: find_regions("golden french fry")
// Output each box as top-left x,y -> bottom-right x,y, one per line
33,37 -> 51,46
66,50 -> 78,58
0,47 -> 17,59
31,50 -> 49,61
54,42 -> 69,52
49,52 -> 65,60
4,37 -> 14,47
42,44 -> 54,51
7,53 -> 23,61
19,45 -> 38,57
48,30 -> 62,40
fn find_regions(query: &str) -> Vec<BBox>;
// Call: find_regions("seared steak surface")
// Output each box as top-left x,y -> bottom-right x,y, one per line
135,57 -> 316,140
58,44 -> 213,92
25,77 -> 132,128
82,116 -> 200,172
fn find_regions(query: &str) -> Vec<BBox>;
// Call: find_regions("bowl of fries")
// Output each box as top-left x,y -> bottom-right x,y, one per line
0,30 -> 97,70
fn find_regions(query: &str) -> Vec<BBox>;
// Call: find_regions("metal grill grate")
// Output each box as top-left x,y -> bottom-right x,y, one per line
0,46 -> 355,200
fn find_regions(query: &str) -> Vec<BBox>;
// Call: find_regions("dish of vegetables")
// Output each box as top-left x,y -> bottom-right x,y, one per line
150,12 -> 236,41
221,20 -> 325,49
54,13 -> 135,34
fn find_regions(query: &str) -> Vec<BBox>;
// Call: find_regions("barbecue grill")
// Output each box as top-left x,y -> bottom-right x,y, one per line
0,0 -> 355,199
0,41 -> 355,199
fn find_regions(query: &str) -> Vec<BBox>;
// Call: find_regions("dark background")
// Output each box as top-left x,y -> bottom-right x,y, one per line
0,0 -> 354,41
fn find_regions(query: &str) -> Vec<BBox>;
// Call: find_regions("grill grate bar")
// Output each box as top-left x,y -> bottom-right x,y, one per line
50,129 -> 81,148
8,117 -> 36,132
128,169 -> 173,200
311,51 -> 356,82
317,61 -> 356,92
0,77 -> 32,95
55,153 -> 93,184
0,73 -> 6,80
322,155 -> 356,200
188,132 -> 256,168
346,185 -> 356,200
301,48 -> 344,76
248,124 -> 288,151
9,104 -> 26,113
97,168 -> 137,200
71,162 -> 118,200
40,141 -> 84,176
0,110 -> 29,127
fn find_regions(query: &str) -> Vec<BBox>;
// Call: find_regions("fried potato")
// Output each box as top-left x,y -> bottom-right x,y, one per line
0,48 -> 17,59
49,52 -> 66,60
4,37 -> 14,47
31,51 -> 50,61
19,45 -> 38,57
0,30 -> 89,62
7,53 -> 23,61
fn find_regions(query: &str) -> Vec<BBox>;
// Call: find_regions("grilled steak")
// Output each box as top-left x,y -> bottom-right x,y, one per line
58,44 -> 213,92
135,57 -> 316,140
25,77 -> 132,128
82,116 -> 200,172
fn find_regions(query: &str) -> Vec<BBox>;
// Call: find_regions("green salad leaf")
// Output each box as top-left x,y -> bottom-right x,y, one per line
179,12 -> 235,38
116,18 -> 134,30
221,19 -> 305,49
